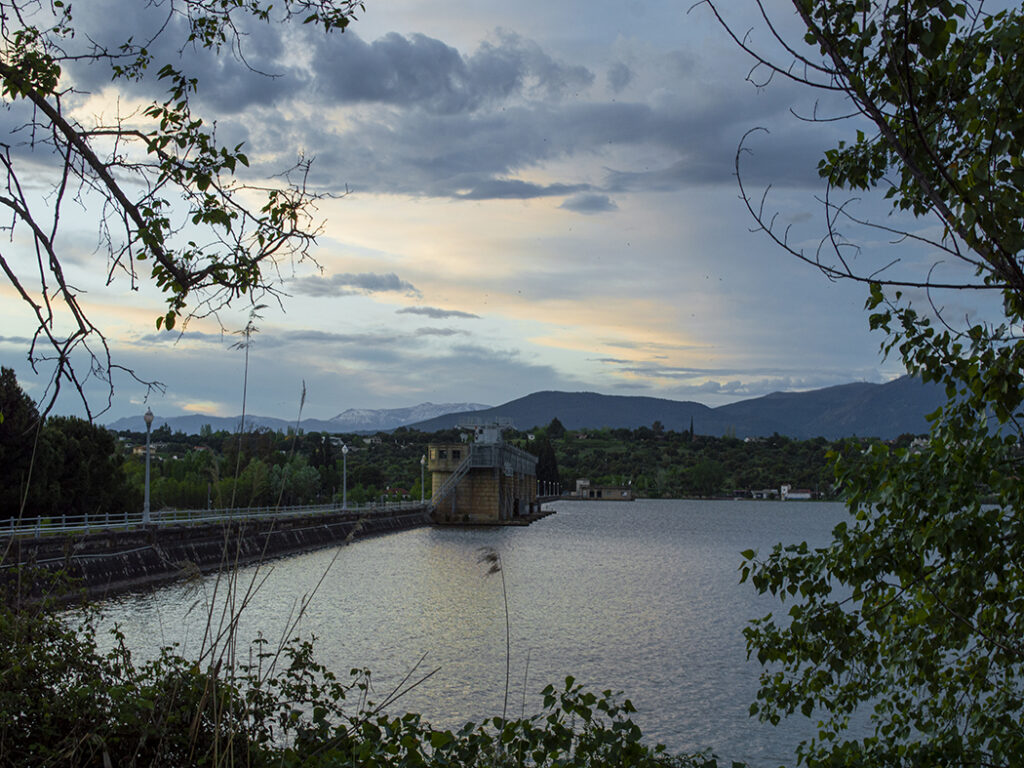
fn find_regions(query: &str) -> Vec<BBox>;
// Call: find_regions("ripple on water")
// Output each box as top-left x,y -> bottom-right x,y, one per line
93,499 -> 849,767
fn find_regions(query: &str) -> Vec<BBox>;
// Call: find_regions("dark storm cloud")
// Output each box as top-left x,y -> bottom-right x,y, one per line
65,0 -> 303,113
560,193 -> 618,214
295,76 -> 827,202
59,2 -> 834,205
396,307 -> 480,319
603,125 -> 832,192
310,30 -> 594,114
290,272 -> 421,298
455,179 -> 589,200
297,101 -> 655,198
607,61 -> 634,92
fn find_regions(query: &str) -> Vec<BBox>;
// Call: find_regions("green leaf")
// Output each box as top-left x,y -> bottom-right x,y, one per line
430,730 -> 453,749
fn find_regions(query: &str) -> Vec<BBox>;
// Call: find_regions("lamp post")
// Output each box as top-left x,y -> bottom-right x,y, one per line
143,408 -> 154,525
341,443 -> 349,510
420,454 -> 426,504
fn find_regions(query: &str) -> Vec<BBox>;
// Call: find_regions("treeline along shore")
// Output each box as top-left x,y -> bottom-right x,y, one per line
4,367 -> 921,527
101,418 -> 915,508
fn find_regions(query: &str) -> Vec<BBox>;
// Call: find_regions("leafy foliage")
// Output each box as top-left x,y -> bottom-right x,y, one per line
742,289 -> 1024,766
0,366 -> 41,515
540,428 -> 839,498
532,436 -> 560,486
1,367 -> 134,522
111,420 -> 840,509
804,1 -> 1024,278
704,1 -> 1024,765
0,0 -> 362,417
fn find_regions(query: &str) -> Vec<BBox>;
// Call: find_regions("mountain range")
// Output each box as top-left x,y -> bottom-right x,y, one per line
106,402 -> 491,435
408,376 -> 946,440
107,377 -> 946,440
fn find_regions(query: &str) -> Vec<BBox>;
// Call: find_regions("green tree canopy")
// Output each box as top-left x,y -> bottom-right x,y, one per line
1,369 -> 133,521
687,459 -> 725,498
534,436 -> 560,486
547,417 -> 567,440
705,1 -> 1024,765
37,416 -> 134,521
0,366 -> 41,517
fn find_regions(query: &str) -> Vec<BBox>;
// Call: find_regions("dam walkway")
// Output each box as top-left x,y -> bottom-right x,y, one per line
2,499 -> 429,538
1,497 -> 560,600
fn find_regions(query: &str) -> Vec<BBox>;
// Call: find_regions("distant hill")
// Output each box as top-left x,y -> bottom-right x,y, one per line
409,377 -> 946,440
107,402 -> 490,435
107,378 -> 946,440
411,391 -> 715,434
713,377 -> 943,438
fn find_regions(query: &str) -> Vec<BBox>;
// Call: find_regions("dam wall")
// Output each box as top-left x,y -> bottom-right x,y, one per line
1,507 -> 431,602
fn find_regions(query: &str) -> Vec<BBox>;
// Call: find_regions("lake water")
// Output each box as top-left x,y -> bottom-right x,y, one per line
95,499 -> 849,766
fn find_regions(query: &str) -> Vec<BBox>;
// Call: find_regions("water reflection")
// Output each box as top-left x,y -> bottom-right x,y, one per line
94,499 -> 847,767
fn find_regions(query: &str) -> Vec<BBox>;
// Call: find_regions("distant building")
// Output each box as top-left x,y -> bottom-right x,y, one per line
781,484 -> 813,500
428,422 -> 540,524
571,478 -> 634,501
132,442 -> 167,456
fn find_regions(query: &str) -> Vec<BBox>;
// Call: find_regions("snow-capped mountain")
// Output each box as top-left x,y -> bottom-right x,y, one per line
327,402 -> 491,431
107,402 -> 492,434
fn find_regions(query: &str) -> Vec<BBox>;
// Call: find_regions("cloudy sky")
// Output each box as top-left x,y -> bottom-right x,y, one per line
1,0 -> 984,423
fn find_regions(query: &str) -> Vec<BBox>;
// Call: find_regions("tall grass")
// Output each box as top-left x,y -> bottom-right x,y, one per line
478,546 -> 512,723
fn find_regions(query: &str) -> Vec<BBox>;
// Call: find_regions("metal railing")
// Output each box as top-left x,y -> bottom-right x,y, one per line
2,499 -> 429,538
468,443 -> 537,474
429,454 -> 472,512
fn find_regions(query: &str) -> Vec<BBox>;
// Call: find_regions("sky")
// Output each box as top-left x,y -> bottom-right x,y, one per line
0,0 -> 987,423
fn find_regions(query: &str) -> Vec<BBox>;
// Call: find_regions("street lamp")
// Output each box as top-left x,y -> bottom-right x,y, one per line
143,408 -> 154,525
420,454 -> 426,504
341,443 -> 349,510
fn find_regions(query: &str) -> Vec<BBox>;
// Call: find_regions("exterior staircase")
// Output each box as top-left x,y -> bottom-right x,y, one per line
428,452 -> 472,515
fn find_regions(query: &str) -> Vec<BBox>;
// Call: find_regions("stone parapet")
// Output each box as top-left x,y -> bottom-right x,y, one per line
2,508 -> 431,603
